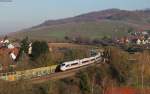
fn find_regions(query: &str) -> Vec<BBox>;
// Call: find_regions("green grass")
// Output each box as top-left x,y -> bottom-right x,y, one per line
13,20 -> 131,41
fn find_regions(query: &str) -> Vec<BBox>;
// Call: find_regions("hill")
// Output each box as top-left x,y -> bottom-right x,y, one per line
11,9 -> 150,41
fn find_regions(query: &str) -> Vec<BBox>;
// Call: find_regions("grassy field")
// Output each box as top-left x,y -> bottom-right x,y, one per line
48,43 -> 99,50
12,20 -> 131,41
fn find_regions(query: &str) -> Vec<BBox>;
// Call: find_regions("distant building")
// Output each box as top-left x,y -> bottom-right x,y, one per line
3,39 -> 9,44
11,42 -> 20,48
9,48 -> 19,61
142,40 -> 146,45
116,37 -> 129,44
28,43 -> 32,55
0,38 -> 20,61
146,37 -> 150,43
136,39 -> 141,45
142,31 -> 148,35
8,44 -> 15,49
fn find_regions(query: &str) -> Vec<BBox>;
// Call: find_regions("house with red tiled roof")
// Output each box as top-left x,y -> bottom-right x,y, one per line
0,37 -> 20,59
9,48 -> 20,61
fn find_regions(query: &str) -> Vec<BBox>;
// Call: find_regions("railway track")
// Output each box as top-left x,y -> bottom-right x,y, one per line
0,52 -> 103,82
31,61 -> 103,84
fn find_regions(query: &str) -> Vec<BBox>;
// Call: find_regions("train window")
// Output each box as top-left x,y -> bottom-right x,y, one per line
66,65 -> 70,67
61,64 -> 65,66
91,59 -> 95,61
82,61 -> 88,63
71,63 -> 78,66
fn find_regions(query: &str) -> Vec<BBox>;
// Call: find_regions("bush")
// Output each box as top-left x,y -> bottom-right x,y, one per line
20,37 -> 30,55
63,48 -> 88,61
78,72 -> 90,94
31,41 -> 49,61
0,80 -> 34,94
108,47 -> 131,85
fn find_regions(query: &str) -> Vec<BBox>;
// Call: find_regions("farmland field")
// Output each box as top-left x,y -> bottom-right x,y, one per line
12,20 -> 131,41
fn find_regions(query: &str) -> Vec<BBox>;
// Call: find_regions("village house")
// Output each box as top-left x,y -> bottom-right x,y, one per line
0,37 -> 20,71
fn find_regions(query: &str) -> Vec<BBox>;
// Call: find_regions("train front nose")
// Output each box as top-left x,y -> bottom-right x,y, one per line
60,66 -> 67,71
60,64 -> 66,71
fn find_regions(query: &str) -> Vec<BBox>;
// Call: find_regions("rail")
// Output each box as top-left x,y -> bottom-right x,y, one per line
0,52 -> 102,81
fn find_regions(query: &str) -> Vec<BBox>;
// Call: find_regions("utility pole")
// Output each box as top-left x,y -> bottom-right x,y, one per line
141,62 -> 144,89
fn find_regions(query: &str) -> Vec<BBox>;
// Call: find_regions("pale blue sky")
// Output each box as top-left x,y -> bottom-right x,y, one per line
0,0 -> 150,34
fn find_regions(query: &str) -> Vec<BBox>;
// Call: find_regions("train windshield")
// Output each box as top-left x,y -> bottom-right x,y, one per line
61,63 -> 65,66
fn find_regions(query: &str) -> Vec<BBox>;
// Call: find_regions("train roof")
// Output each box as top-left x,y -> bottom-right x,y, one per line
62,53 -> 101,65
80,57 -> 91,61
63,59 -> 80,65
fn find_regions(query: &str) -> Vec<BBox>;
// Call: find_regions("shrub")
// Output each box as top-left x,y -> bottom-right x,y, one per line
31,41 -> 49,61
78,72 -> 90,94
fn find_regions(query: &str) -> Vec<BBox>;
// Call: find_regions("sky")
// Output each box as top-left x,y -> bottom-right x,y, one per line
0,0 -> 150,34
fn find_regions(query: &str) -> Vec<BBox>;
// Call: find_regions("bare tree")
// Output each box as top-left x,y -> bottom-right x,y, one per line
138,51 -> 150,94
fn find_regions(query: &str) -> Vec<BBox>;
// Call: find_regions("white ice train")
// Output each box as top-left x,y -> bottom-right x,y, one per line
60,53 -> 102,71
